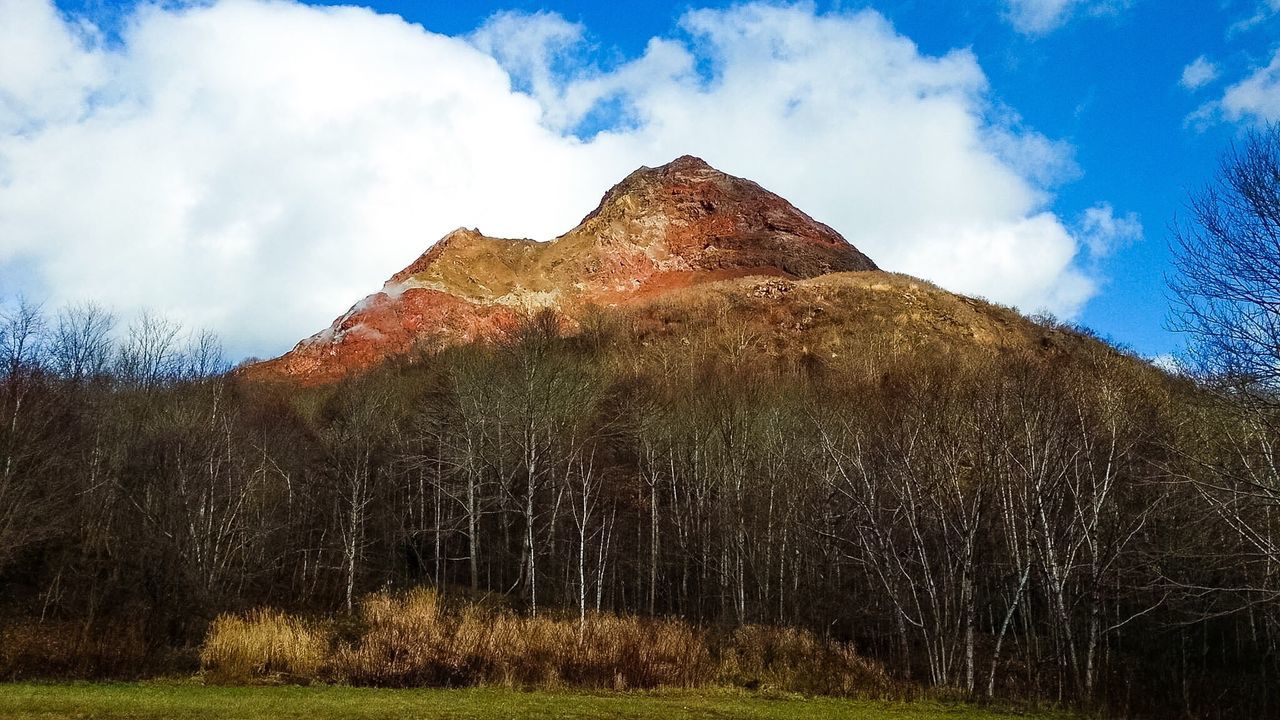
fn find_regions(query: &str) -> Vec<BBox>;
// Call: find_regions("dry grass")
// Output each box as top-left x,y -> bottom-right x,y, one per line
200,609 -> 329,684
329,589 -> 710,689
199,588 -> 890,697
715,625 -> 890,696
618,272 -> 1057,364
0,620 -> 149,680
330,589 -> 471,687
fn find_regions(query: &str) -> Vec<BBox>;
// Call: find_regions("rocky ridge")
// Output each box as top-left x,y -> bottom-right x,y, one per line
247,156 -> 879,382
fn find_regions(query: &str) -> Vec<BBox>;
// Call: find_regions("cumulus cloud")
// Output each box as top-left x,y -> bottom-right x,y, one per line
0,0 -> 1126,359
1076,203 -> 1142,257
469,10 -> 586,128
0,0 -> 103,134
1180,56 -> 1218,91
1220,50 -> 1280,121
1001,0 -> 1130,36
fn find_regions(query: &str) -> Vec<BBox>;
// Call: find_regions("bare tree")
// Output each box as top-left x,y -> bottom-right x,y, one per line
322,382 -> 397,612
1170,123 -> 1280,400
1168,124 -> 1280,661
185,328 -> 227,379
50,302 -> 115,382
116,310 -> 185,389
1,298 -> 47,380
493,308 -> 600,615
0,299 -> 53,569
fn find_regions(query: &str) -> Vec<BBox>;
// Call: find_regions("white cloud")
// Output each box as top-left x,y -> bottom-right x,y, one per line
469,10 -> 586,128
1229,0 -> 1280,35
1220,50 -> 1280,122
0,0 -> 104,134
1004,0 -> 1078,34
1001,0 -> 1130,36
1076,202 -> 1142,257
1180,56 -> 1219,91
0,0 -> 1125,359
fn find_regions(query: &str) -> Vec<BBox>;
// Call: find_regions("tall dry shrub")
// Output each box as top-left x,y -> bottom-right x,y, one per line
200,609 -> 329,684
718,625 -> 891,696
331,591 -> 711,689
331,588 -> 474,686
566,614 -> 711,688
480,613 -> 569,687
199,590 -> 887,696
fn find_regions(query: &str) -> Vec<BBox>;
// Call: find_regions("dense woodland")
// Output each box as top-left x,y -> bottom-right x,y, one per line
1,293 -> 1278,719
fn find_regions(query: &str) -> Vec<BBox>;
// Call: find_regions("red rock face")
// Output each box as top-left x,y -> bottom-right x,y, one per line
244,155 -> 878,383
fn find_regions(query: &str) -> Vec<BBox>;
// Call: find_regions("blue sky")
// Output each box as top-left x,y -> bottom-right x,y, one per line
2,0 -> 1278,360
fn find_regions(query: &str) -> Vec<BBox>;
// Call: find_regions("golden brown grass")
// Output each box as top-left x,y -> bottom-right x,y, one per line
330,589 -> 710,689
199,589 -> 891,696
200,609 -> 329,684
619,271 -> 1076,363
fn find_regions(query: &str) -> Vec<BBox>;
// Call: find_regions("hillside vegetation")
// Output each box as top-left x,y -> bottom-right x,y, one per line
0,287 -> 1272,719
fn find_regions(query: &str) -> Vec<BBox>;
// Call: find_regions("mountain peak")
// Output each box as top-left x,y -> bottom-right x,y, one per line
655,154 -> 714,172
576,156 -> 873,265
246,157 -> 879,382
578,155 -> 723,224
625,155 -> 715,177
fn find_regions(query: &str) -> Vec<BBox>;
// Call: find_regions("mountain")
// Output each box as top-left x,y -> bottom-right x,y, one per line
245,156 -> 880,382
245,155 -> 1111,383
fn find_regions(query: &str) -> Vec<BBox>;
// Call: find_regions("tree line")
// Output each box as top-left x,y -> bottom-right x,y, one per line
0,293 -> 1276,718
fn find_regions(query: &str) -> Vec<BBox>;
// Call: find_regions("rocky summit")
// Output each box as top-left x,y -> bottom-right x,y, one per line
246,156 -> 879,382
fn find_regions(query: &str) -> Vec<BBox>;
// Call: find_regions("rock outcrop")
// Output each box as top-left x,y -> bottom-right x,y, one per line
245,155 -> 878,382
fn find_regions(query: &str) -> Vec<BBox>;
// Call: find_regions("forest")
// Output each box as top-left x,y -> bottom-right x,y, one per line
1,290 -> 1277,719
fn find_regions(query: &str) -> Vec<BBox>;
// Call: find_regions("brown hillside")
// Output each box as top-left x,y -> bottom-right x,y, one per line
608,271 -> 1114,369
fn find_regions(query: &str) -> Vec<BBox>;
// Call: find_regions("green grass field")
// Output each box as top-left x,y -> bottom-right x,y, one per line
0,683 -> 1063,720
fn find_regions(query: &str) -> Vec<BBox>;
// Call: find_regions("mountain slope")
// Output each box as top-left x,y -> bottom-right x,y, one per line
246,156 -> 879,382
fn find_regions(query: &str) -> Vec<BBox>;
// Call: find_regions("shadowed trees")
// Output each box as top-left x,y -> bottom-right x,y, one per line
0,298 -> 1277,717
1167,123 -> 1280,713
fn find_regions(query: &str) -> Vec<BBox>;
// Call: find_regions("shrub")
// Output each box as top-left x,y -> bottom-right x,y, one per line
718,625 -> 891,696
199,589 -> 887,696
0,619 -> 149,680
331,588 -> 467,687
565,614 -> 711,689
330,590 -> 711,690
199,609 -> 329,684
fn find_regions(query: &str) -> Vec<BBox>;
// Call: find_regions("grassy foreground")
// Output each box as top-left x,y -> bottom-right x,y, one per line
0,683 -> 1061,720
